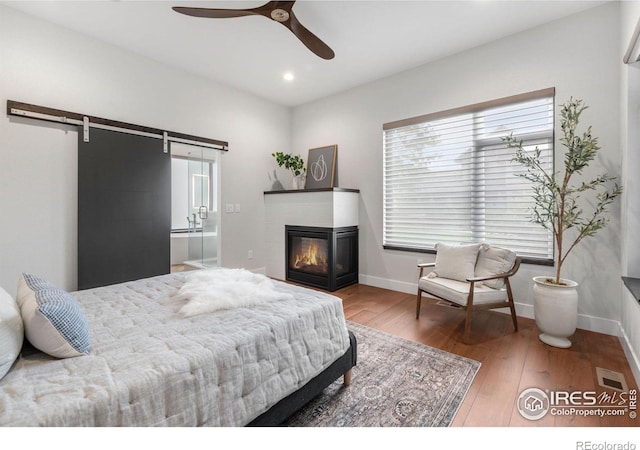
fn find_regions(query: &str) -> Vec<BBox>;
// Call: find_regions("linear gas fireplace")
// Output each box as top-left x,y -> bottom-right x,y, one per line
285,225 -> 358,292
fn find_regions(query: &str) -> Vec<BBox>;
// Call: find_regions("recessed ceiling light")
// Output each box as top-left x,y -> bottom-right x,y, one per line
283,72 -> 295,82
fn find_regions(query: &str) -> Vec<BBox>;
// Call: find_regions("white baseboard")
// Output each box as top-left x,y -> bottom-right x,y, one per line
618,324 -> 640,389
250,266 -> 267,275
358,274 -> 417,295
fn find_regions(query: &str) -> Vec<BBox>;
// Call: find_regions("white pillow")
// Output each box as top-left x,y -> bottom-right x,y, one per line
0,286 -> 23,380
475,245 -> 517,289
433,243 -> 481,282
16,273 -> 90,358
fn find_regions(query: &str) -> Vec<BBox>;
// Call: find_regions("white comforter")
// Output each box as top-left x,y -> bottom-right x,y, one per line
0,271 -> 350,426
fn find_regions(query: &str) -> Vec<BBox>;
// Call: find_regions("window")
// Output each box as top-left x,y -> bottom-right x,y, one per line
383,88 -> 555,262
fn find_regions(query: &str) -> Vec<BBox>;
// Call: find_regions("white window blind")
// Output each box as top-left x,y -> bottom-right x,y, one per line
383,88 -> 555,261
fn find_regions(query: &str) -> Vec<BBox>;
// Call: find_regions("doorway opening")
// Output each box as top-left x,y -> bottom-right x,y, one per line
170,142 -> 221,271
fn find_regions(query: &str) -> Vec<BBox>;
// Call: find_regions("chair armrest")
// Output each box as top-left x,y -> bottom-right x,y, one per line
417,262 -> 435,278
466,257 -> 521,283
467,273 -> 509,283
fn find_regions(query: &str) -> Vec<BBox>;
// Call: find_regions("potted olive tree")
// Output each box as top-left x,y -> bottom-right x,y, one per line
272,152 -> 306,189
503,98 -> 622,348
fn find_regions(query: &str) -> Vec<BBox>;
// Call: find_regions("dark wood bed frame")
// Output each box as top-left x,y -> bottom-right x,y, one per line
247,331 -> 357,426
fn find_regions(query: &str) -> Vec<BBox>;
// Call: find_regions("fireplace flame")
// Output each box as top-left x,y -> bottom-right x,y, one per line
293,240 -> 327,271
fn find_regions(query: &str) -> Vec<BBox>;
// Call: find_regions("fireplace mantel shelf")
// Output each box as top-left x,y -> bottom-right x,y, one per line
264,187 -> 360,195
622,277 -> 640,303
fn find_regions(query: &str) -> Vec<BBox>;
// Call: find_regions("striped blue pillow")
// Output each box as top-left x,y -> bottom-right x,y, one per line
16,273 -> 90,358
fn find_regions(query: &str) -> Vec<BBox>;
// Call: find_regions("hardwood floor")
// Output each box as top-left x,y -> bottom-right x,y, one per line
170,264 -> 198,273
332,283 -> 638,427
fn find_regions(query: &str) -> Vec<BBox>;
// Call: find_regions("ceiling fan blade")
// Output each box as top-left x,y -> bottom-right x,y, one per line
286,10 -> 335,60
172,1 -> 334,60
172,1 -> 286,19
172,6 -> 257,19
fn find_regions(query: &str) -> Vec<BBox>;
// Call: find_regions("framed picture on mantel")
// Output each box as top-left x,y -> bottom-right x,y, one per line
305,145 -> 337,189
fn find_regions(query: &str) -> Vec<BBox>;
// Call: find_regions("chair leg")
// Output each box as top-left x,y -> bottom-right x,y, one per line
416,290 -> 422,319
508,300 -> 518,332
463,285 -> 475,344
506,280 -> 518,332
463,306 -> 473,343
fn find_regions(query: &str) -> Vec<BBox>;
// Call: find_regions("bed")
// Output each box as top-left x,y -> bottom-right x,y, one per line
0,269 -> 357,426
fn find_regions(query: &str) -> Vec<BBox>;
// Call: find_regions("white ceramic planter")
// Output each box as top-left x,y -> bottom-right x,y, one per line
292,173 -> 306,190
532,276 -> 579,348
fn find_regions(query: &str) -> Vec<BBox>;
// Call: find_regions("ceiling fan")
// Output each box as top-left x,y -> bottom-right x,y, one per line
172,1 -> 335,60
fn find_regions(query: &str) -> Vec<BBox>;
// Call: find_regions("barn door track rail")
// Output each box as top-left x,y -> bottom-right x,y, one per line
7,100 -> 229,152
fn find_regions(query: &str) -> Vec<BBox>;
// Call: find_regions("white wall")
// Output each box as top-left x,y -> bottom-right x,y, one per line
620,0 -> 640,384
0,5 -> 290,295
292,3 -> 623,333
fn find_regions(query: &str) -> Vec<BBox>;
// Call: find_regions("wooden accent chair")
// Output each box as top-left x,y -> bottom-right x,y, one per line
416,243 -> 521,343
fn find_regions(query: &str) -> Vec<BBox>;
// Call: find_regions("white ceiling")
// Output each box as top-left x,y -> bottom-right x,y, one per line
2,0 -> 608,107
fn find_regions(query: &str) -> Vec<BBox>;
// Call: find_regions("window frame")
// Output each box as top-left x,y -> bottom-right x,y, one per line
382,88 -> 556,265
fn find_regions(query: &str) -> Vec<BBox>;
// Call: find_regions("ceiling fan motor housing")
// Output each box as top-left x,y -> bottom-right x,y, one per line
270,9 -> 290,22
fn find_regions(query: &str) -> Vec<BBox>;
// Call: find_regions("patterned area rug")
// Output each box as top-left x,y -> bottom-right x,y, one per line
283,321 -> 481,427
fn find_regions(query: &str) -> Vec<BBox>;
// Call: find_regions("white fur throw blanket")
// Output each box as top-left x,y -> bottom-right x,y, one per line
177,268 -> 294,317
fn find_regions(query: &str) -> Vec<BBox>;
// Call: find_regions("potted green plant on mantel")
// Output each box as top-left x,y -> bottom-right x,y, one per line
503,98 -> 622,348
272,152 -> 306,190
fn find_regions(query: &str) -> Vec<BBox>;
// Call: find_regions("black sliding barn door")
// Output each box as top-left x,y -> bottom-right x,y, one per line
78,128 -> 171,289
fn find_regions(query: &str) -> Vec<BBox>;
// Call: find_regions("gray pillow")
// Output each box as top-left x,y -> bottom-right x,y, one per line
475,245 -> 517,289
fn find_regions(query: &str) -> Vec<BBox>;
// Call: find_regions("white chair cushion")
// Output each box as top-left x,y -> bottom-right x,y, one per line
0,286 -> 23,381
433,242 -> 481,282
419,274 -> 508,306
475,245 -> 517,289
